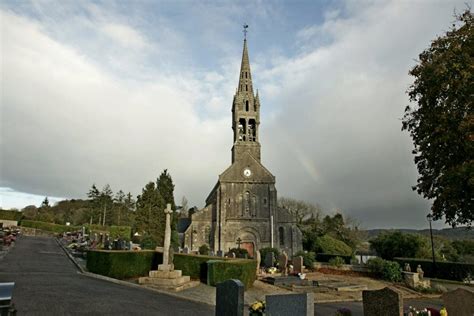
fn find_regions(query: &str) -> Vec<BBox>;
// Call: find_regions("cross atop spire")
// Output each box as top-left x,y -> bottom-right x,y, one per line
243,24 -> 248,40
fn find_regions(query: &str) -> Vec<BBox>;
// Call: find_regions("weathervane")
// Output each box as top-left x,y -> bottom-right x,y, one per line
243,24 -> 249,39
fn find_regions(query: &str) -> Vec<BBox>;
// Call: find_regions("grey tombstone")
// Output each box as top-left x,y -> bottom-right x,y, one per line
442,288 -> 474,316
209,250 -> 215,256
279,252 -> 288,276
293,256 -> 303,274
183,247 -> 189,254
362,287 -> 403,316
264,252 -> 275,268
266,293 -> 314,316
217,250 -> 224,257
215,279 -> 244,316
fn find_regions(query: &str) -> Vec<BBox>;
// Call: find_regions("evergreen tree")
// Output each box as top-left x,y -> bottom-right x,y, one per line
87,184 -> 101,224
40,197 -> 50,208
135,181 -> 166,248
156,169 -> 178,247
100,184 -> 114,226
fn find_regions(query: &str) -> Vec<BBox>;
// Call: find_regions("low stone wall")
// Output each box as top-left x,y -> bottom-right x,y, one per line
313,262 -> 370,273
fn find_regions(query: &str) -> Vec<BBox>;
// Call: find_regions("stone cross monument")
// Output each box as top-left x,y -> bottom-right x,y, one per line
158,203 -> 174,271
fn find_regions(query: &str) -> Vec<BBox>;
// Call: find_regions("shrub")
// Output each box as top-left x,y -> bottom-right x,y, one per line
21,220 -> 80,233
316,253 -> 352,264
199,244 -> 210,255
294,251 -> 315,269
207,259 -> 257,289
313,235 -> 353,256
86,250 -> 158,279
84,224 -> 132,240
259,247 -> 280,267
329,256 -> 345,268
0,209 -> 23,221
229,247 -> 249,258
171,253 -> 223,281
367,257 -> 401,282
140,234 -> 157,249
393,257 -> 474,281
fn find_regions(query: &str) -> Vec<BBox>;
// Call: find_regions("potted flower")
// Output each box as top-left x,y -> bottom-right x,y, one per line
249,300 -> 265,316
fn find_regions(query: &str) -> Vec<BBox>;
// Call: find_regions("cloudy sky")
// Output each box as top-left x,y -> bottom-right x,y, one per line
0,0 -> 466,229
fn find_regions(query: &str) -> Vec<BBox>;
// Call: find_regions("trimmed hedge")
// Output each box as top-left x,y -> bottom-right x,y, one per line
316,253 -> 352,264
394,257 -> 474,281
0,209 -> 23,221
87,250 -> 158,279
21,220 -> 80,233
207,259 -> 257,289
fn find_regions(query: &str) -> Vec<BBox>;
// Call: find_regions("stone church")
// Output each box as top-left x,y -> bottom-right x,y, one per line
183,37 -> 302,257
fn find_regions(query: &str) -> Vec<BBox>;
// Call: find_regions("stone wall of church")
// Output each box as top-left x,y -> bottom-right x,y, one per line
183,205 -> 214,252
219,182 -> 276,220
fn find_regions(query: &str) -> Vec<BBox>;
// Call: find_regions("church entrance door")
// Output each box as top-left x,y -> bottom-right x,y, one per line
241,242 -> 254,258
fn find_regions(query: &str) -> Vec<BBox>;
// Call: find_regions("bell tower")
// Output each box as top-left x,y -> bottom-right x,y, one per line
231,38 -> 261,163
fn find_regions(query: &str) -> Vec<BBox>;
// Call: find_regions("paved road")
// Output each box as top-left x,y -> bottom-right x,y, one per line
0,236 -> 214,315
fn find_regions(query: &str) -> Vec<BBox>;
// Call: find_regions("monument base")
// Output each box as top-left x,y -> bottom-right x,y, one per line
138,269 -> 198,292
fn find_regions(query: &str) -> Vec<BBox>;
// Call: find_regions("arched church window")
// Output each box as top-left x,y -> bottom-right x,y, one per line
239,119 -> 246,141
246,100 -> 249,112
244,191 -> 250,216
248,119 -> 256,141
279,227 -> 285,246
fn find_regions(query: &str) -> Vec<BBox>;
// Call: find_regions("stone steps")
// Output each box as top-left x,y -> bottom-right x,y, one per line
146,280 -> 200,292
138,275 -> 190,286
149,270 -> 182,278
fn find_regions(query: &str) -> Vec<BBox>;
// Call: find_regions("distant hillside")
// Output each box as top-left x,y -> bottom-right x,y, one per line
364,227 -> 473,240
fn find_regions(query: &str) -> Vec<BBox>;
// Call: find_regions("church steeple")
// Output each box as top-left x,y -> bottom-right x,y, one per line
231,37 -> 261,163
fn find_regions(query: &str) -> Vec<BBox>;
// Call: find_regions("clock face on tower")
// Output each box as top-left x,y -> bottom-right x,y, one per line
243,168 -> 252,177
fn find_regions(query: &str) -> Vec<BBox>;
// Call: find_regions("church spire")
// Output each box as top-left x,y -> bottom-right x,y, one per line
237,38 -> 253,95
231,31 -> 261,164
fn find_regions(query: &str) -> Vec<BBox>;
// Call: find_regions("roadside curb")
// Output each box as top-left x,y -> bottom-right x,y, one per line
81,271 -> 215,307
55,238 -> 215,307
55,238 -> 85,273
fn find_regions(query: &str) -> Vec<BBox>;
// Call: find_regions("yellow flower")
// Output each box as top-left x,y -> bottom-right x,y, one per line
440,307 -> 448,316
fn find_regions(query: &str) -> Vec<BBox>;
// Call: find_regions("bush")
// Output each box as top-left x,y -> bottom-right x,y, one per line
294,251 -> 315,269
370,231 -> 427,260
313,235 -> 352,256
316,253 -> 352,264
0,209 -> 23,221
367,257 -> 401,282
21,220 -> 80,233
229,247 -> 249,258
259,247 -> 280,267
140,234 -> 157,249
84,224 -> 132,240
329,256 -> 345,268
171,253 -> 224,281
207,259 -> 257,289
199,244 -> 210,255
393,257 -> 474,281
86,250 -> 158,279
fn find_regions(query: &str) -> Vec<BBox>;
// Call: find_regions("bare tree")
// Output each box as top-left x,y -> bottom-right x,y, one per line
278,197 -> 322,224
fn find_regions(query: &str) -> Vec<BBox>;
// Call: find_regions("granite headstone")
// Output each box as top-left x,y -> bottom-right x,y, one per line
362,287 -> 403,316
215,279 -> 244,316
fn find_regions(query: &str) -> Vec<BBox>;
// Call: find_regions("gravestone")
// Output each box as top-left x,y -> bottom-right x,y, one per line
209,250 -> 215,256
183,247 -> 189,254
362,287 -> 403,316
293,256 -> 303,274
442,288 -> 474,316
215,279 -> 244,316
279,252 -> 288,276
264,252 -> 275,267
266,293 -> 314,316
217,250 -> 224,257
255,250 -> 261,275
